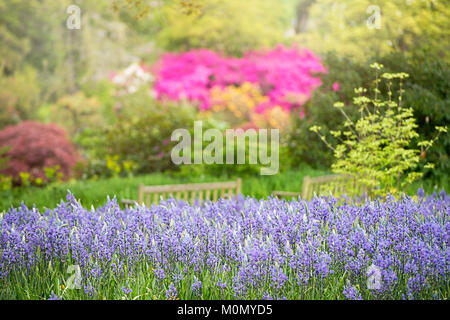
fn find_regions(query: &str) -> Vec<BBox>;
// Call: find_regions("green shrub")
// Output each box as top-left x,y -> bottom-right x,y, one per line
102,91 -> 199,175
376,50 -> 450,183
288,53 -> 370,168
310,63 -> 447,197
175,130 -> 291,178
288,51 -> 450,185
40,92 -> 105,137
0,147 -> 11,191
0,67 -> 41,128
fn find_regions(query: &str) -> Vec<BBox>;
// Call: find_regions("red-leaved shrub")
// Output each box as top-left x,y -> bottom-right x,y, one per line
0,121 -> 79,183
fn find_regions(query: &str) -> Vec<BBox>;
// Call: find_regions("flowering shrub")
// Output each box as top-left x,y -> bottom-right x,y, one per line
0,121 -> 79,184
154,45 -> 325,113
204,82 -> 291,130
208,82 -> 268,125
1,191 -> 448,300
109,63 -> 154,96
252,106 -> 292,131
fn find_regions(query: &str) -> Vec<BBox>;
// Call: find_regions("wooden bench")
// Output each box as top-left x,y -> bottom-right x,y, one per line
272,174 -> 367,200
121,179 -> 242,207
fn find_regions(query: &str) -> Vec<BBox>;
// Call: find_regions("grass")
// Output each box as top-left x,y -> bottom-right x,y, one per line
5,260 -> 437,300
0,259 -> 356,300
0,167 -> 328,212
0,166 -> 447,212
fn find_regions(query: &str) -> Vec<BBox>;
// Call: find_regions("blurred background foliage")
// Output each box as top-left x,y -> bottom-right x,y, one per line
153,0 -> 291,55
288,49 -> 449,183
0,0 -> 448,203
294,0 -> 450,63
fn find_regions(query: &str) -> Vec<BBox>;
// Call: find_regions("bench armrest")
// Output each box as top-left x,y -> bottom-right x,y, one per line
121,199 -> 138,207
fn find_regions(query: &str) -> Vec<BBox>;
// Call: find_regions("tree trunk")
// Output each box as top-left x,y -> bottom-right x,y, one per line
294,0 -> 316,33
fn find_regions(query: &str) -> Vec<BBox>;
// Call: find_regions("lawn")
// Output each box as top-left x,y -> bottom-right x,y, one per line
1,167 -> 448,212
0,167 -> 330,212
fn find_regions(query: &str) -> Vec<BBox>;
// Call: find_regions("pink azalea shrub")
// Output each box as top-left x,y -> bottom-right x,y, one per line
154,45 -> 325,112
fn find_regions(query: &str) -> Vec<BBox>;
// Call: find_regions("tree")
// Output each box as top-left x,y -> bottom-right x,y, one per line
152,0 -> 290,55
0,0 -> 156,126
294,0 -> 450,62
113,0 -> 204,18
0,67 -> 41,128
293,0 -> 316,33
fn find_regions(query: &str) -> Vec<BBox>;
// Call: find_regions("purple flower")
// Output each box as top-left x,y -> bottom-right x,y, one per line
192,280 -> 202,296
417,188 -> 425,198
83,285 -> 95,297
154,268 -> 166,281
121,282 -> 132,295
262,293 -> 273,300
166,283 -> 178,300
216,279 -> 227,289
343,283 -> 363,300
1,189 -> 448,300
48,292 -> 61,300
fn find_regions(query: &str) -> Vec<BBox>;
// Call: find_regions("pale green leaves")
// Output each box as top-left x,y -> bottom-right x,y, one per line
417,140 -> 433,148
436,126 -> 448,133
381,72 -> 409,80
333,102 -> 345,109
309,125 -> 322,133
330,130 -> 341,138
353,96 -> 371,106
424,163 -> 435,169
309,63 -> 442,198
354,87 -> 367,95
370,63 -> 384,70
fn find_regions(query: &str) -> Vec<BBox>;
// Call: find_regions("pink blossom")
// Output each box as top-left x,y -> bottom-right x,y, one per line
332,82 -> 340,92
153,45 -> 325,112
299,109 -> 305,120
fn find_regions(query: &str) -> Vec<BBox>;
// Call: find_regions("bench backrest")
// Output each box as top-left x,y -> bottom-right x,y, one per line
301,175 -> 367,200
137,179 -> 242,206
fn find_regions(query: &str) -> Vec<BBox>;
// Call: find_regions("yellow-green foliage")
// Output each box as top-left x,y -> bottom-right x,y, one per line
296,0 -> 450,62
105,155 -> 137,178
0,147 -> 11,191
113,0 -> 205,18
0,67 -> 41,127
41,92 -> 105,137
310,63 -> 447,197
154,0 -> 290,55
